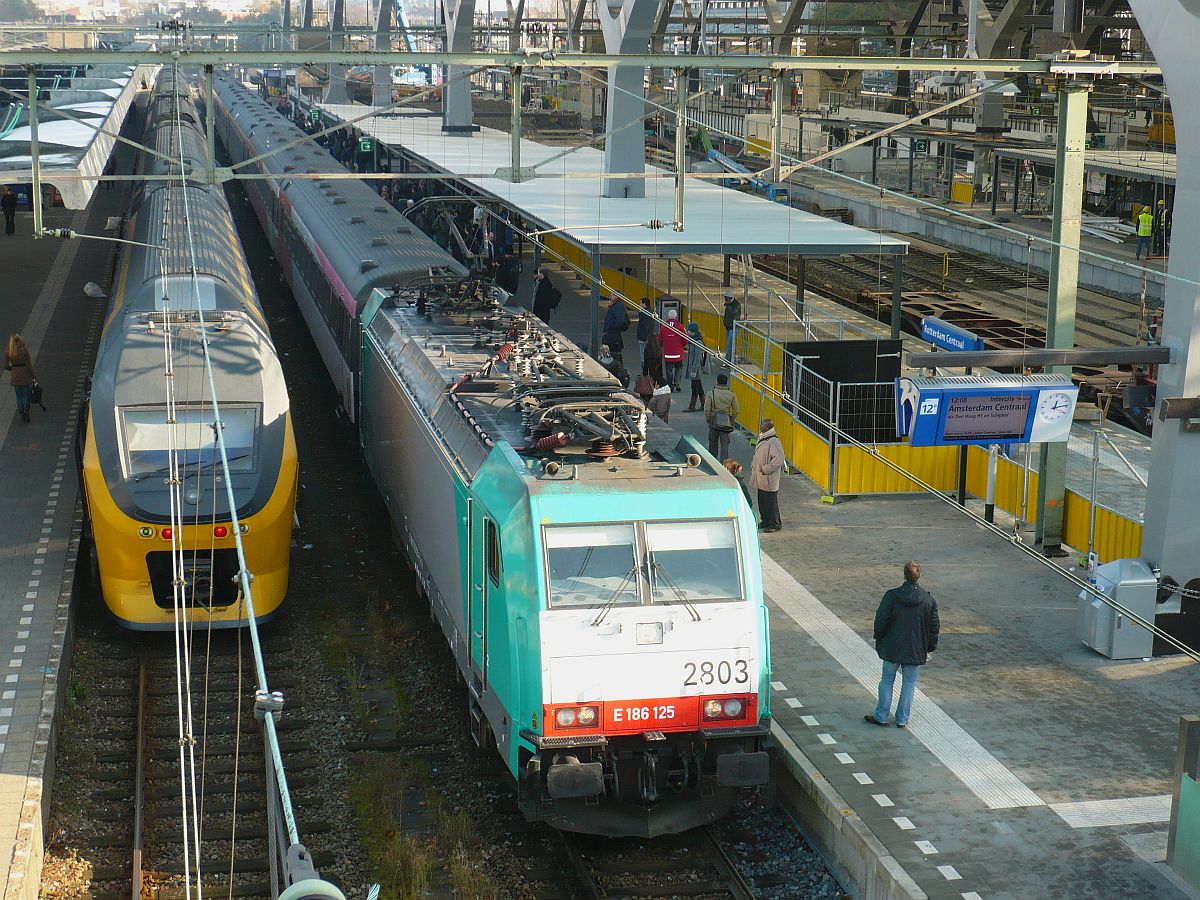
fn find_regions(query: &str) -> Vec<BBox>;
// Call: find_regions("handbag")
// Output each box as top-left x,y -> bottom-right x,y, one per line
633,374 -> 654,396
29,382 -> 45,411
711,409 -> 734,433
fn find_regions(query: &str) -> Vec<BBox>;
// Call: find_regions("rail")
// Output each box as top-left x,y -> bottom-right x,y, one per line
559,825 -> 756,899
131,655 -> 147,900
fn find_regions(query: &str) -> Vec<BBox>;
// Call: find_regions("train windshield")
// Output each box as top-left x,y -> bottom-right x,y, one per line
121,405 -> 258,476
545,524 -> 639,609
646,520 -> 743,603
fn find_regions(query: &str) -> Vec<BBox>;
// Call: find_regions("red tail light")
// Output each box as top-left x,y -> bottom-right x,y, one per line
161,527 -> 173,540
214,525 -> 228,538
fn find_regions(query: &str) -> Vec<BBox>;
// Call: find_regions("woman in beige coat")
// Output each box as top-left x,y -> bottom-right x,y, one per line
5,334 -> 36,423
749,418 -> 785,532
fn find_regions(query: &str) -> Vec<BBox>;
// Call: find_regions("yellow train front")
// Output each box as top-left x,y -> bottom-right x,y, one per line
80,70 -> 297,629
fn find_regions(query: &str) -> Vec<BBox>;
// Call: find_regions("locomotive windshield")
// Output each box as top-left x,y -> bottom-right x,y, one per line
545,524 -> 639,608
646,520 -> 742,602
120,404 -> 258,476
544,519 -> 743,608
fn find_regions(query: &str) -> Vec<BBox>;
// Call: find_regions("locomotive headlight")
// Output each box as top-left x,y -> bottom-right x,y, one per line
184,484 -> 200,505
576,706 -> 597,726
703,700 -> 723,719
635,622 -> 663,645
722,698 -> 744,717
556,708 -> 577,727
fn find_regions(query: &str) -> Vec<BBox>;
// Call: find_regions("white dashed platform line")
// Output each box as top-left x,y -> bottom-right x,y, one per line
872,793 -> 894,808
893,817 -> 915,830
833,752 -> 854,764
784,697 -> 803,709
770,681 -> 787,691
915,840 -> 938,855
800,715 -> 819,726
1050,795 -> 1171,828
761,554 -> 1045,810
938,865 -> 962,881
853,772 -> 873,785
961,892 -> 983,900
817,733 -> 836,745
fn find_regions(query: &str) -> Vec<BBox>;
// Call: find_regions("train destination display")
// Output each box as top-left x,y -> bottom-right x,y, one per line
941,394 -> 1033,441
896,375 -> 1078,447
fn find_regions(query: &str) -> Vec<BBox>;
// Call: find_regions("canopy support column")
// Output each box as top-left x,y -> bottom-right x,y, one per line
511,66 -> 523,181
673,68 -> 686,229
590,250 -> 601,357
891,255 -> 903,340
1035,77 -> 1089,555
27,67 -> 41,238
205,65 -> 215,186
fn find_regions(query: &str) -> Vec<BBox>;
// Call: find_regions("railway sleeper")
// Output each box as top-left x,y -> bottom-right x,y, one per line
148,848 -> 334,876
144,755 -> 320,778
144,771 -> 319,805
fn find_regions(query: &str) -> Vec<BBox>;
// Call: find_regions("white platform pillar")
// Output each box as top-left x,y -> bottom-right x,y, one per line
598,0 -> 658,198
1127,0 -> 1200,591
443,0 -> 479,133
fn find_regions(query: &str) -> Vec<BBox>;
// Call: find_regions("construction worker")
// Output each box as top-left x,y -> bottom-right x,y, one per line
1136,205 -> 1154,259
1154,199 -> 1172,257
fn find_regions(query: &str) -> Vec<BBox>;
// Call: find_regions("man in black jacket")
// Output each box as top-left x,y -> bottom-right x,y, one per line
531,269 -> 558,322
865,561 -> 940,729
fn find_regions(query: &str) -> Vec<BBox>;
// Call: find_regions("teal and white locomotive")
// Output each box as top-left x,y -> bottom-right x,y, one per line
359,285 -> 772,837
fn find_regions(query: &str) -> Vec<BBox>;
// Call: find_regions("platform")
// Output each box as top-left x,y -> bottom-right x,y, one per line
525,256 -> 1195,899
0,102 -> 137,900
317,102 -> 909,258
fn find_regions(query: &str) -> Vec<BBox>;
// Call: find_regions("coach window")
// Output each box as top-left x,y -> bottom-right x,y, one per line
485,520 -> 501,587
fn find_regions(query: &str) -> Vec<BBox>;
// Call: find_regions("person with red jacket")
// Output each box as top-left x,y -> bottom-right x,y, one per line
658,309 -> 687,392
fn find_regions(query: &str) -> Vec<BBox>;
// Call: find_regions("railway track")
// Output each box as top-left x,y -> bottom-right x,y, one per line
78,633 -> 329,900
762,245 -> 1145,350
561,826 -> 757,899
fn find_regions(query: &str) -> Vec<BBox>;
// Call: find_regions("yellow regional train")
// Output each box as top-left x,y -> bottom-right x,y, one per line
79,70 -> 297,629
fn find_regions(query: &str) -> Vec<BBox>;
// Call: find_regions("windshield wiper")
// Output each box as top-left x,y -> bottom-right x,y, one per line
132,451 -> 250,483
590,566 -> 638,628
651,560 -> 702,622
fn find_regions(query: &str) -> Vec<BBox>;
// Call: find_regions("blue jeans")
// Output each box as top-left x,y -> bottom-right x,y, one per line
13,385 -> 30,414
1136,235 -> 1151,259
873,660 -> 920,726
725,327 -> 735,362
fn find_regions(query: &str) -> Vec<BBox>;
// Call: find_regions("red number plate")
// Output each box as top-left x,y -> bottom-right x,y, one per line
604,698 -> 698,733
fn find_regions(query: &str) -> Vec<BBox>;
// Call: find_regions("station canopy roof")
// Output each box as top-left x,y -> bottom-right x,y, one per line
1003,144 -> 1176,184
320,103 -> 909,258
0,59 -> 155,208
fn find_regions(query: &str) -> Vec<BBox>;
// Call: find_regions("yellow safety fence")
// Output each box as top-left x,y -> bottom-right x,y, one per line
728,358 -> 1142,564
537,239 -> 1143,562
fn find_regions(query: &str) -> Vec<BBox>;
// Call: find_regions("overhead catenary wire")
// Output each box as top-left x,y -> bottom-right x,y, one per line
167,79 -> 208,900
277,62 -> 1199,639
390,134 -> 1200,660
171,64 -> 303,852
567,63 -> 1195,292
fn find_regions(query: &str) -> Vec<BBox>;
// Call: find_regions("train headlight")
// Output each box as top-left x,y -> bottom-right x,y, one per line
636,622 -> 664,645
576,706 -> 597,726
703,700 -> 723,719
722,699 -> 744,717
556,708 -> 577,727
